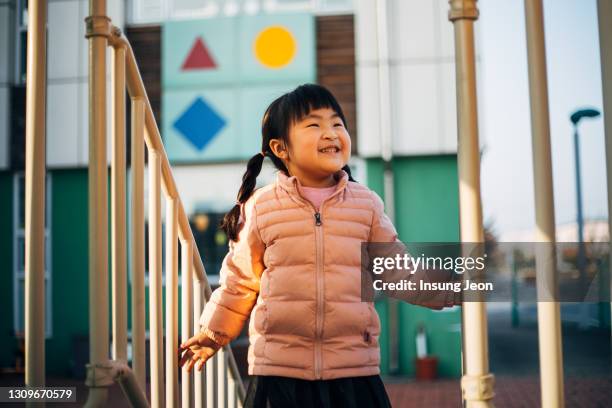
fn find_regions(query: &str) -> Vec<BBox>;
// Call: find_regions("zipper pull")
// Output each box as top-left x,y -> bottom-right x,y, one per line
314,212 -> 322,226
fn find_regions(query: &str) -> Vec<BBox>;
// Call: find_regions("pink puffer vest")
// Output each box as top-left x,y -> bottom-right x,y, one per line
199,169 -> 399,380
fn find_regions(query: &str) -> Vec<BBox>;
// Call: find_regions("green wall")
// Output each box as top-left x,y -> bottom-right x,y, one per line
0,169 -> 90,376
365,156 -> 463,378
0,172 -> 15,368
47,169 -> 90,376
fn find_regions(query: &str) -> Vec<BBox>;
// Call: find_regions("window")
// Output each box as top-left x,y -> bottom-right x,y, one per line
13,172 -> 52,338
16,0 -> 28,85
15,0 -> 50,85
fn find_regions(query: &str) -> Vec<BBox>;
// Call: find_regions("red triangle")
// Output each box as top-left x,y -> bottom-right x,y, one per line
181,37 -> 217,70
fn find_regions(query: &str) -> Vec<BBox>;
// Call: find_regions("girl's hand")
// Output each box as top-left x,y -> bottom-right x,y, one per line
178,332 -> 222,372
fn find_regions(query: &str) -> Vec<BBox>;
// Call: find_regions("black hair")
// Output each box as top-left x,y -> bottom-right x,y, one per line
220,83 -> 356,241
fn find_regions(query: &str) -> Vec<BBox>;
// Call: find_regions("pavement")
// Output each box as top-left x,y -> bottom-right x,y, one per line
1,304 -> 609,407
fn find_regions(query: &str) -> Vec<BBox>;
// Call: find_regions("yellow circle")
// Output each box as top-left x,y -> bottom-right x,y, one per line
254,26 -> 297,69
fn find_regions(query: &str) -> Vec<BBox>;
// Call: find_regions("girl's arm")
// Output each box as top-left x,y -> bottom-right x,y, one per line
198,195 -> 266,345
368,191 -> 460,309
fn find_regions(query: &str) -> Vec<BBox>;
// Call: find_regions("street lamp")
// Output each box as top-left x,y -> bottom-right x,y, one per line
569,108 -> 601,291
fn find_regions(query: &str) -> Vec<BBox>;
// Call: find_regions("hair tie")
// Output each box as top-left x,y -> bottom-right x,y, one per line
235,200 -> 241,206
260,151 -> 265,157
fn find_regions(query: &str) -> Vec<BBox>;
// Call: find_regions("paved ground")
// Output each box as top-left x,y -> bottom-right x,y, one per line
384,375 -> 611,407
2,304 -> 609,407
1,373 -> 609,407
384,303 -> 611,407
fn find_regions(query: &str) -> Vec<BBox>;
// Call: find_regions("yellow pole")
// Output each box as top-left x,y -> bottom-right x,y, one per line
111,33 -> 128,364
24,0 -> 47,392
448,1 -> 495,406
181,240 -> 194,407
523,1 -> 565,407
165,197 -> 179,408
149,150 -> 165,408
130,97 -> 147,390
193,279 -> 205,404
596,0 -> 612,340
84,0 -> 112,405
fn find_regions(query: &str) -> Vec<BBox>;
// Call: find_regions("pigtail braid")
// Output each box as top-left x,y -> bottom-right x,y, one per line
220,152 -> 265,242
342,164 -> 356,182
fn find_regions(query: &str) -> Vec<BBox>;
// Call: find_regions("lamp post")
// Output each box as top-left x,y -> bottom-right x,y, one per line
569,108 -> 601,290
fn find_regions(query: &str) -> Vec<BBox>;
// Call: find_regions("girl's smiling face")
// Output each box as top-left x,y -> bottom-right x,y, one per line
270,107 -> 351,187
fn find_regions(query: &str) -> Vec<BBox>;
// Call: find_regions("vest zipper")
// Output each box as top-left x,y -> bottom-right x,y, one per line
314,211 -> 323,379
292,183 -> 343,380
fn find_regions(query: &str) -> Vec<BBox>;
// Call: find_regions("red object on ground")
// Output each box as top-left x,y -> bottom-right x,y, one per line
415,356 -> 438,380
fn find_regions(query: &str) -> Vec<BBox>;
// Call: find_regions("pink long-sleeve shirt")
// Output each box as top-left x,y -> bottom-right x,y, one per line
300,184 -> 338,211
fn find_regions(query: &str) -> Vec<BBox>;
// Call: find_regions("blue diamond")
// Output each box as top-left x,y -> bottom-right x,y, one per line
173,97 -> 227,151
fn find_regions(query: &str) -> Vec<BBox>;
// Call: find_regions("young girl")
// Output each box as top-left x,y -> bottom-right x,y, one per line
179,84 -> 455,407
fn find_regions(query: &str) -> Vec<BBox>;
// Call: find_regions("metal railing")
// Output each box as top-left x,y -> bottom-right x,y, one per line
80,1 -> 245,406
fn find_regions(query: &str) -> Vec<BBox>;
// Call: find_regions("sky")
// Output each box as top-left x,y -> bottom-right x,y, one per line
478,0 -> 608,240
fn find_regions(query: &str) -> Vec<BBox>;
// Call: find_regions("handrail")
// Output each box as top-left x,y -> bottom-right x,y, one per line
106,26 -> 246,405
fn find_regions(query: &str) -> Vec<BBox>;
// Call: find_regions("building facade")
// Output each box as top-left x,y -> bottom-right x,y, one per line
0,0 -> 464,378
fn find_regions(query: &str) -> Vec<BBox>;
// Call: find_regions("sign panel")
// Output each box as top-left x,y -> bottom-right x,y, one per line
162,14 -> 316,163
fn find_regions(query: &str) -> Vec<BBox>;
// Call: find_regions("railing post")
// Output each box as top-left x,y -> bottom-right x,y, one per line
523,1 -> 565,406
206,349 -> 218,408
149,150 -> 165,408
84,0 -> 112,406
447,1 -> 495,407
194,279 -> 206,405
111,30 -> 128,364
166,197 -> 179,408
217,348 -> 228,408
130,97 -> 147,391
227,371 -> 237,408
181,241 -> 194,407
24,0 -> 47,396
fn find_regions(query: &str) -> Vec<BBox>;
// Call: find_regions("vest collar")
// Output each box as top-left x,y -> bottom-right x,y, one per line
276,169 -> 349,204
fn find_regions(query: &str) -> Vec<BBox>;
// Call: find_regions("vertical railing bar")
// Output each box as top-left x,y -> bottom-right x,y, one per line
130,97 -> 146,391
149,150 -> 165,408
227,370 -> 236,408
448,1 -> 495,406
166,198 -> 179,408
217,347 -> 228,408
524,0 -> 565,406
206,347 -> 217,408
181,241 -> 194,407
24,0 -> 47,392
84,1 -> 111,405
193,278 -> 206,406
111,38 -> 128,364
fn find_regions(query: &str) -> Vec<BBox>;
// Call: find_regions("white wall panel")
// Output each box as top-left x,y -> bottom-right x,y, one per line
47,82 -> 79,167
354,0 -> 483,157
78,0 -> 88,78
354,0 -> 378,63
355,64 -> 382,157
391,63 -> 439,154
436,0 -> 456,58
388,0 -> 436,61
439,61 -> 458,152
108,0 -> 125,29
48,1 -> 80,79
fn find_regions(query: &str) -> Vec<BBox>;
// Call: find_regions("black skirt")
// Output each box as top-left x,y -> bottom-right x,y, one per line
243,374 -> 393,408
